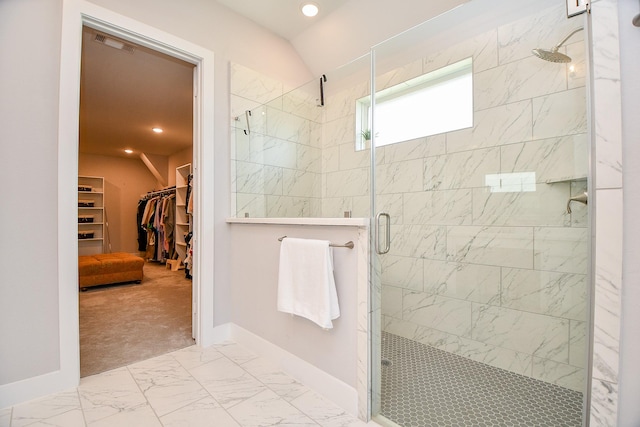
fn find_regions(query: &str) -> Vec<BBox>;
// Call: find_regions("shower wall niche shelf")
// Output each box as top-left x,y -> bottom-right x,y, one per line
545,175 -> 587,184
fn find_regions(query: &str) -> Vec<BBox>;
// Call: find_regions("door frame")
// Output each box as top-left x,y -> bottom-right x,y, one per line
57,0 -> 216,389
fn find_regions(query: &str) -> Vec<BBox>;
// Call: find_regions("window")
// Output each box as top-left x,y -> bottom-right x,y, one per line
357,57 -> 473,149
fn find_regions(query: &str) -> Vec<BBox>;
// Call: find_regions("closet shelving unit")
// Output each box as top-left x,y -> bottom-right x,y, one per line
175,164 -> 192,265
78,175 -> 105,256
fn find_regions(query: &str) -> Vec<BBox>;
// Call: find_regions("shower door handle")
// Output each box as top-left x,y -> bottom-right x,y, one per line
375,212 -> 391,254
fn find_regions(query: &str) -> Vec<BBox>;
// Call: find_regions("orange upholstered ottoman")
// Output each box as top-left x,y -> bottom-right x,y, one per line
78,252 -> 144,290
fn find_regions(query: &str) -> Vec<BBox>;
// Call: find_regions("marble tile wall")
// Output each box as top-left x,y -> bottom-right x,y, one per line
321,79 -> 371,219
357,3 -> 590,392
228,0 -> 625,422
230,63 -> 322,218
589,0 -> 624,424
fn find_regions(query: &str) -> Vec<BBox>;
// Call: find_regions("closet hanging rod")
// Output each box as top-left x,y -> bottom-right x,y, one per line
141,186 -> 176,199
277,235 -> 354,249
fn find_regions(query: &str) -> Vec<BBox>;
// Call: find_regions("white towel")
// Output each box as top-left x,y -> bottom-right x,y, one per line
277,237 -> 340,329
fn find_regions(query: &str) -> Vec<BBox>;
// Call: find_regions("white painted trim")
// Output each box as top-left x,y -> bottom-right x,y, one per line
229,324 -> 359,417
210,322 -> 233,343
226,217 -> 370,226
75,0 -> 217,350
0,0 -> 215,408
0,370 -> 70,409
0,0 -> 83,406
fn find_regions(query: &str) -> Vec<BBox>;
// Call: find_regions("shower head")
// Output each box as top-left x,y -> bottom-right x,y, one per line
532,27 -> 583,63
531,48 -> 572,63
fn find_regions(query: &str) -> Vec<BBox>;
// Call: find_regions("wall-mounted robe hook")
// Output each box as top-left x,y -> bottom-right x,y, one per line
318,74 -> 327,107
243,110 -> 252,135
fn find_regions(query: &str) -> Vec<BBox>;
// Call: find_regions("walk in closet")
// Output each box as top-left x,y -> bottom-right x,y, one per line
77,24 -> 196,377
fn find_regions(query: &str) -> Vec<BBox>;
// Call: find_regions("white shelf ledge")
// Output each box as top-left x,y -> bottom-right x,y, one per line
546,176 -> 587,184
226,217 -> 369,227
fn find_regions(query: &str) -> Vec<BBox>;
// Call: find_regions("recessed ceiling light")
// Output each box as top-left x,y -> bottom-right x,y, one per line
152,127 -> 163,133
124,149 -> 133,154
301,3 -> 319,17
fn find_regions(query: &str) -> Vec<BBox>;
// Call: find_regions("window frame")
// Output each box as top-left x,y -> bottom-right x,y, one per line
356,57 -> 474,150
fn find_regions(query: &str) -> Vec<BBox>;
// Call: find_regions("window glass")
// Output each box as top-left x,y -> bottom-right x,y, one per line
357,57 -> 473,149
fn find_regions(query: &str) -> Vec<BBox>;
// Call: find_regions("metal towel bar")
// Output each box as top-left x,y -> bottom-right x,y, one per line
278,235 -> 354,249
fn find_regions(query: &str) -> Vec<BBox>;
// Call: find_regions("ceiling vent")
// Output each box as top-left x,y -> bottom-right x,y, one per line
94,33 -> 136,54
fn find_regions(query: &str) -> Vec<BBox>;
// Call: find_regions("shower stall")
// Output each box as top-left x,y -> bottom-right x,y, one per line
230,0 -> 593,424
369,1 -> 590,425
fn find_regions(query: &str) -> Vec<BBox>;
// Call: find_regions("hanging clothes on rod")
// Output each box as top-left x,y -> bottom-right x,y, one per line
182,174 -> 194,279
185,174 -> 193,215
141,186 -> 176,200
138,187 -> 177,262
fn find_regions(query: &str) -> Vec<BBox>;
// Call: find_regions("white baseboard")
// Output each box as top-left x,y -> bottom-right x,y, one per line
0,369 -> 78,409
209,322 -> 233,343
227,323 -> 359,417
1,323 -> 359,415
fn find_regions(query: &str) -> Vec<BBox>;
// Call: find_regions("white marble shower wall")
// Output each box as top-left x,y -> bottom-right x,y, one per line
372,4 -> 589,392
321,80 -> 372,218
230,63 -> 322,217
229,2 -> 589,392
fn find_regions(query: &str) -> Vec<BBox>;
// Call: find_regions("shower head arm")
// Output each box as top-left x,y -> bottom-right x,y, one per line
552,27 -> 584,52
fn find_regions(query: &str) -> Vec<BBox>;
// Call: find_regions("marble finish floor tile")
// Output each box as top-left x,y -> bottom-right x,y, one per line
291,390 -> 368,427
10,391 -> 82,427
128,355 -> 211,417
2,343 -> 371,427
227,389 -> 317,426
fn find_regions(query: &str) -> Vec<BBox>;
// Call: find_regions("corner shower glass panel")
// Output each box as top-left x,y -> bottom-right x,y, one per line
371,0 -> 590,425
230,55 -> 372,218
230,71 -> 323,218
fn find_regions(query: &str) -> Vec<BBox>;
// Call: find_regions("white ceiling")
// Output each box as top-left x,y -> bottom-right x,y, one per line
79,27 -> 194,159
78,0 -> 465,160
78,2 -> 341,160
215,0 -> 350,40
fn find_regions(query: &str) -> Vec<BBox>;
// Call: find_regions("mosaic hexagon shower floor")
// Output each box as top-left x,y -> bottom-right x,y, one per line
380,332 -> 583,427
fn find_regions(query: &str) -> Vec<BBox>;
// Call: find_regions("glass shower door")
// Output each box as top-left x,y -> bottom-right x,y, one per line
370,0 -> 591,425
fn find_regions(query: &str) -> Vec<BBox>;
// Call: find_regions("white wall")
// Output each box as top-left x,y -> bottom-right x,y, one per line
79,153 -> 159,253
168,147 -> 193,187
87,0 -> 313,87
291,0 -> 468,76
617,0 -> 640,425
230,224 -> 360,387
0,0 -> 63,386
0,0 -> 312,403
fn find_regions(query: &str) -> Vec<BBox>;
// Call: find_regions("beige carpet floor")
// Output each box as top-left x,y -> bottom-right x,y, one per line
79,262 -> 194,377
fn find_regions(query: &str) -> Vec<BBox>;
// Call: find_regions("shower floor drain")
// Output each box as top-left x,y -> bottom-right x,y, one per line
381,358 -> 392,367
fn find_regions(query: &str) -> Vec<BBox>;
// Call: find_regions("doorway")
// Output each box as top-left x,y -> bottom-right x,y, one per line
57,2 -> 216,388
77,25 -> 196,376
